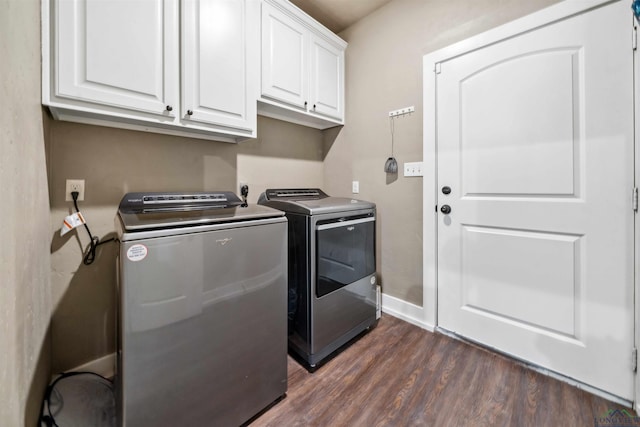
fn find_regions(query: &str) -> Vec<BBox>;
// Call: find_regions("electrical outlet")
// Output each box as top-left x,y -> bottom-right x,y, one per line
403,162 -> 424,177
352,180 -> 360,194
65,179 -> 85,201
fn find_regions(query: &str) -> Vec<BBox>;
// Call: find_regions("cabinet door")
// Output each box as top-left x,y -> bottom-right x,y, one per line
261,2 -> 308,109
309,34 -> 344,120
56,0 -> 177,116
182,0 -> 257,131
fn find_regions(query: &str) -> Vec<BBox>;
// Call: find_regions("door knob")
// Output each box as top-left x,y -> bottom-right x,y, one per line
440,205 -> 451,214
442,186 -> 451,195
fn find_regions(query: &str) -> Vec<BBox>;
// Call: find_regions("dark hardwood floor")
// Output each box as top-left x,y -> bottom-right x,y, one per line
251,314 -> 634,427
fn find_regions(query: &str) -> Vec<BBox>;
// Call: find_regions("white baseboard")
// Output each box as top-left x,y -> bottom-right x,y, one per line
64,353 -> 116,380
381,293 -> 434,332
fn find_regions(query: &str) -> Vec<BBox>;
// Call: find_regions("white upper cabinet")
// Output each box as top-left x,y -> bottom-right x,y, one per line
43,0 -> 259,143
309,34 -> 344,121
55,0 -> 178,117
182,0 -> 257,132
259,0 -> 346,129
261,2 -> 308,109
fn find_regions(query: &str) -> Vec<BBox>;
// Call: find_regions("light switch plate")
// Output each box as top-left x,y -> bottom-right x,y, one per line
352,180 -> 360,193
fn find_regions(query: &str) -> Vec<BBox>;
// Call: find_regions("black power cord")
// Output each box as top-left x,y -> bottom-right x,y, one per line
70,191 -> 115,265
40,371 -> 113,427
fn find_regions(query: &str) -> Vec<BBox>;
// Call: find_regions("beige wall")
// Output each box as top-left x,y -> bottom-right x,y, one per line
48,116 -> 323,371
325,0 -> 562,306
238,116 -> 325,203
1,1 -> 52,426
7,0 -> 569,409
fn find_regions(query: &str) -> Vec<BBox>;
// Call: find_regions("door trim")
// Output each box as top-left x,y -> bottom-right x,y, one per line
634,15 -> 640,413
422,0 -> 635,406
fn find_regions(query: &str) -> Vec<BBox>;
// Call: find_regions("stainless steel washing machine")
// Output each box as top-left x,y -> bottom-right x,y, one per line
258,188 -> 378,368
115,191 -> 287,426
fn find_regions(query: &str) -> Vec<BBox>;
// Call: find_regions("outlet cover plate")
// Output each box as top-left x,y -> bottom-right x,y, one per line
65,179 -> 85,201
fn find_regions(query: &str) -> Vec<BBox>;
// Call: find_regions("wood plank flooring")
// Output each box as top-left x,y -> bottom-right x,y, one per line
251,314 -> 633,427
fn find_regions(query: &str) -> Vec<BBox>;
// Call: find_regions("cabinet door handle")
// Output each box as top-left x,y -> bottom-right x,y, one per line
187,110 -> 193,116
165,105 -> 173,112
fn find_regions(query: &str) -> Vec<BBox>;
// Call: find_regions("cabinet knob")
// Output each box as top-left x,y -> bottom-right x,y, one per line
166,105 -> 173,112
313,104 -> 316,110
304,101 -> 308,107
187,110 -> 193,116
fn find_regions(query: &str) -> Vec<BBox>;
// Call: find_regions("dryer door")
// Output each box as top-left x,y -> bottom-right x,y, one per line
316,215 -> 375,297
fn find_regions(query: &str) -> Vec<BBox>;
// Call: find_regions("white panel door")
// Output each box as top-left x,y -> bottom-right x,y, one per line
309,34 -> 344,121
182,0 -> 256,131
261,2 -> 308,109
436,0 -> 634,399
56,0 -> 177,116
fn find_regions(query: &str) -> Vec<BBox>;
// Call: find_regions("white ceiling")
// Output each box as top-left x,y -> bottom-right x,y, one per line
288,0 -> 394,33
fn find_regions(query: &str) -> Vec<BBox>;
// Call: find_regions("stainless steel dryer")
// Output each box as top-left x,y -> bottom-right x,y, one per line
258,188 -> 378,368
115,191 -> 287,427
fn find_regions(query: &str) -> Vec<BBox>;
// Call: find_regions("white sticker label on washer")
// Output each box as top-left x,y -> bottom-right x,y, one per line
127,244 -> 148,262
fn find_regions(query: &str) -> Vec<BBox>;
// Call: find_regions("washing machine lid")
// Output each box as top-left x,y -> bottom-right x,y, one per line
118,191 -> 284,231
258,188 -> 376,215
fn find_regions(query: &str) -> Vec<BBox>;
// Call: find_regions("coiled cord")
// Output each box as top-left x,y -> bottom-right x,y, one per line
71,192 -> 115,265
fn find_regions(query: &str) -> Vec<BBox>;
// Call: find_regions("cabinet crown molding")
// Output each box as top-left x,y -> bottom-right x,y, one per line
263,0 -> 347,49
